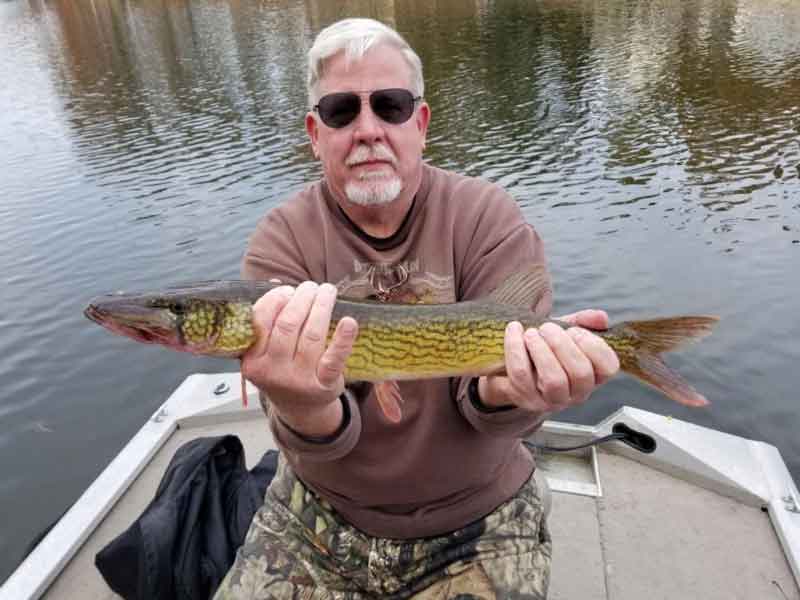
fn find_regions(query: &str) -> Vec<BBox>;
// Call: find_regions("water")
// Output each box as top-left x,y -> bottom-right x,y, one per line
1,0 -> 799,583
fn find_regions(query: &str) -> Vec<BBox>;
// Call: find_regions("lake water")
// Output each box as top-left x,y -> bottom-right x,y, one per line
1,0 -> 799,583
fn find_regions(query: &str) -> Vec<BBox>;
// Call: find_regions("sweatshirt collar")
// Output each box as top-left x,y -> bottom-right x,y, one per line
321,164 -> 431,251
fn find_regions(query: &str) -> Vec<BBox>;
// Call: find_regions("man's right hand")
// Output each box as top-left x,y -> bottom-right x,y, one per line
241,281 -> 359,438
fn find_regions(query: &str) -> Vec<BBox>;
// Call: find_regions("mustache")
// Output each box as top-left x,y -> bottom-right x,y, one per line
345,144 -> 398,167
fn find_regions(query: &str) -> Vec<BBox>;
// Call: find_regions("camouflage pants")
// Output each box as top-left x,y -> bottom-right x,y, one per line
214,457 -> 551,599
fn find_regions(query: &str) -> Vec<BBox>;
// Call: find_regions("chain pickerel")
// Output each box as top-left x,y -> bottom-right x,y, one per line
85,266 -> 718,408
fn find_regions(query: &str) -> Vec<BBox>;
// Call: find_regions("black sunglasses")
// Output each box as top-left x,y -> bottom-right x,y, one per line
313,88 -> 422,129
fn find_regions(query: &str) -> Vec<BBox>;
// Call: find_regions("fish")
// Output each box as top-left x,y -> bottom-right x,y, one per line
84,266 -> 719,416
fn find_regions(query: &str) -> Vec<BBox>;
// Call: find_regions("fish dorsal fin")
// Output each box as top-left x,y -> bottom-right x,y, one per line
488,265 -> 551,309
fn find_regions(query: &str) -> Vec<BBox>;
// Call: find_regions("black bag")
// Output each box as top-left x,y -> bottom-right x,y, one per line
95,435 -> 278,599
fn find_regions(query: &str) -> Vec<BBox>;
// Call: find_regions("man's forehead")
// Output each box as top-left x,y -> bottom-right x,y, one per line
318,45 -> 412,93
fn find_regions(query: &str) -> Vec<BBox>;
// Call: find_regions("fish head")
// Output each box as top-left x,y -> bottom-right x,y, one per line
84,290 -> 253,357
84,292 -> 177,344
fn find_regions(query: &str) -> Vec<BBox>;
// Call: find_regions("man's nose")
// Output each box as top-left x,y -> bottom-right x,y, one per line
352,98 -> 386,142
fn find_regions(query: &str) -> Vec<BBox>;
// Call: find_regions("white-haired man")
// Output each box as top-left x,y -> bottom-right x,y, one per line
214,17 -> 618,599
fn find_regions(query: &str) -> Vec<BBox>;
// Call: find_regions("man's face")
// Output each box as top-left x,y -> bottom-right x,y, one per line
306,45 -> 430,208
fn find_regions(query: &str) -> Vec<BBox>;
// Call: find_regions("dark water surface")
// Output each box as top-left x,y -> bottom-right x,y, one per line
2,0 -> 799,582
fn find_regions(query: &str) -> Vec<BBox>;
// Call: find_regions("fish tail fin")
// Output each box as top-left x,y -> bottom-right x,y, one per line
601,316 -> 719,407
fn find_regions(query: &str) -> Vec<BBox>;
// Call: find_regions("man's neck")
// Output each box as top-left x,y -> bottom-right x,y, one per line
338,193 -> 415,239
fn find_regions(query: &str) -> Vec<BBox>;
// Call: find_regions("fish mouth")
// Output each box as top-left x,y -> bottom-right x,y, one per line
84,299 -> 180,348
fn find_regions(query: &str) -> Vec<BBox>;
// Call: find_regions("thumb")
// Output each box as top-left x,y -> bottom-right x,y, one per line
316,317 -> 359,389
557,309 -> 609,330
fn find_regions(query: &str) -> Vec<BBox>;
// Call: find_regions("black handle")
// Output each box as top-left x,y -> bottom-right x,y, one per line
524,422 -> 656,455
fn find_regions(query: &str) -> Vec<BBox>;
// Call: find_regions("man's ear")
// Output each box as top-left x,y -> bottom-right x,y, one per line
416,102 -> 431,151
305,112 -> 320,158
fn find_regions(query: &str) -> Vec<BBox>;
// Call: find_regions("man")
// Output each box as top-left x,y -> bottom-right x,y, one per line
215,17 -> 618,599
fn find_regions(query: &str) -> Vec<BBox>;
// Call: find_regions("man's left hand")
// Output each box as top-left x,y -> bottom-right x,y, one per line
477,310 -> 620,416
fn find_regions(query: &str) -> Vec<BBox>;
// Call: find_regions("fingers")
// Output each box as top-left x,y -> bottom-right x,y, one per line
503,322 -> 538,409
317,316 -> 358,389
537,323 -> 595,403
524,327 -> 571,406
248,285 -> 296,358
567,327 -> 620,385
267,281 -> 320,362
295,283 -> 338,370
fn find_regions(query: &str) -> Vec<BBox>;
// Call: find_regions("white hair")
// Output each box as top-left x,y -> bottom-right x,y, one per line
307,18 -> 424,108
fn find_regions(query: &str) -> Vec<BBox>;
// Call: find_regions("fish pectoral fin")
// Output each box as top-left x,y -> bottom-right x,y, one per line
487,265 -> 551,312
240,363 -> 248,408
375,380 -> 403,424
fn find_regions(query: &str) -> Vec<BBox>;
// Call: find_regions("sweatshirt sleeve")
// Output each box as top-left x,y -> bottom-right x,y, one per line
456,377 -> 549,438
266,389 -> 362,462
242,206 -> 362,460
451,182 -> 553,438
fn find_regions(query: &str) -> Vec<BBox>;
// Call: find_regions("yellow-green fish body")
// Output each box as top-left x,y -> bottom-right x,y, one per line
84,267 -> 718,407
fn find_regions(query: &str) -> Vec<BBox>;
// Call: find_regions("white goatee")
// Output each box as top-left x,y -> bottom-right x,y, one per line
345,174 -> 402,206
344,144 -> 402,206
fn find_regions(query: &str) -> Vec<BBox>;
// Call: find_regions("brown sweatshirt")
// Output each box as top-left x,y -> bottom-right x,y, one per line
242,163 -> 552,539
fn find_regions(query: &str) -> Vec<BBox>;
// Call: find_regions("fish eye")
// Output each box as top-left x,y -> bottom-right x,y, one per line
147,299 -> 185,314
169,302 -> 190,315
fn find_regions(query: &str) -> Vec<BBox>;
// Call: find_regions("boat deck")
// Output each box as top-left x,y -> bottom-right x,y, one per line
42,415 -> 799,600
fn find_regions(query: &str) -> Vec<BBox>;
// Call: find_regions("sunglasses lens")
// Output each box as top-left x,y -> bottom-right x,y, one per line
317,92 -> 361,128
370,89 -> 415,124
